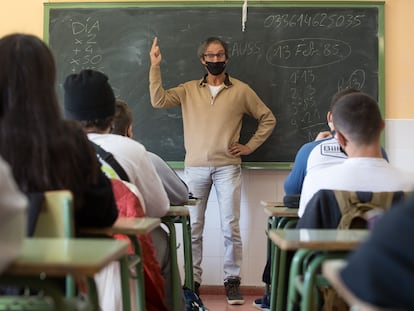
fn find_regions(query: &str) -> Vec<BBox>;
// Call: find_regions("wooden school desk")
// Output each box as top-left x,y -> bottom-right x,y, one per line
0,237 -> 129,311
261,200 -> 299,294
268,229 -> 369,311
80,217 -> 161,311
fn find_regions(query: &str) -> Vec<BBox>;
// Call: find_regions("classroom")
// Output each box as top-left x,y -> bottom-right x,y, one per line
1,0 -> 413,291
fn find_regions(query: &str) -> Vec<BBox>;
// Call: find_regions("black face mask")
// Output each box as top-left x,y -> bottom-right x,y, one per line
205,61 -> 226,76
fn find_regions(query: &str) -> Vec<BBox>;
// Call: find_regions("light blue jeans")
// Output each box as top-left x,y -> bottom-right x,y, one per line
185,165 -> 243,284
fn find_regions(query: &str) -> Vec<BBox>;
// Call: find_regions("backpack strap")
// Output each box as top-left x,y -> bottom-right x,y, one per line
334,190 -> 395,229
365,191 -> 395,209
92,142 -> 130,182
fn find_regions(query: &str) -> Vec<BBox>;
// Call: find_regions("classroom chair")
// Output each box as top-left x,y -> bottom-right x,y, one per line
0,190 -> 88,311
32,190 -> 76,298
260,199 -> 299,311
286,189 -> 413,311
161,204 -> 194,311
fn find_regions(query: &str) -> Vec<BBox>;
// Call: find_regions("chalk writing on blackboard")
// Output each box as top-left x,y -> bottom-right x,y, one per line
263,12 -> 365,29
46,4 -> 382,164
68,17 -> 104,73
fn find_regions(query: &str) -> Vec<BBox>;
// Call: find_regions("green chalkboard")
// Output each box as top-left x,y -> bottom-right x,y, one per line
44,1 -> 384,169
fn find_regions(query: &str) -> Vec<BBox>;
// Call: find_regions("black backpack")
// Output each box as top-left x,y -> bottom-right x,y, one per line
92,142 -> 130,182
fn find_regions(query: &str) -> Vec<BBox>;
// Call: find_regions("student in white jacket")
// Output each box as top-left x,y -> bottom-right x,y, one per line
111,99 -> 189,206
63,69 -> 183,311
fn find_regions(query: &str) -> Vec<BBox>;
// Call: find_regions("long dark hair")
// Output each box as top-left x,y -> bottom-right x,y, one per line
0,33 -> 100,206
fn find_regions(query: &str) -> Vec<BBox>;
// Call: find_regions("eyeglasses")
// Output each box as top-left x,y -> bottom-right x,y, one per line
203,53 -> 226,61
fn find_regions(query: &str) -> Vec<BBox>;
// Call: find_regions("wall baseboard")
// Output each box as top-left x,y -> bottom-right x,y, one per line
199,285 -> 265,296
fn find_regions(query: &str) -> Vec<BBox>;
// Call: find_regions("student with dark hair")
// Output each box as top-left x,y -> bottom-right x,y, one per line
0,33 -> 118,230
112,99 -> 189,206
0,156 -> 27,273
64,71 -> 169,218
284,88 -> 360,197
63,69 -> 184,311
150,36 -> 276,305
253,88 -> 394,310
0,32 -> 118,308
112,99 -> 134,137
299,92 -> 413,217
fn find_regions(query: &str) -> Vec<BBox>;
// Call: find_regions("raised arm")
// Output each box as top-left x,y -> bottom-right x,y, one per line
149,37 -> 162,66
148,37 -> 182,109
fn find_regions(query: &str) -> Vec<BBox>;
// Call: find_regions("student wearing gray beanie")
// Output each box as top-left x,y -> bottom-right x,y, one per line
63,69 -> 185,311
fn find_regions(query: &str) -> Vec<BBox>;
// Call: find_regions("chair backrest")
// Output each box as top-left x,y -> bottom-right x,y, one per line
297,189 -> 413,229
334,190 -> 412,229
32,190 -> 74,238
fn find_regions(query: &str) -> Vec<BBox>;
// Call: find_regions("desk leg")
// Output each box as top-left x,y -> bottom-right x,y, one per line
65,275 -> 75,298
129,235 -> 146,311
301,252 -> 348,311
275,248 -> 288,311
267,216 -> 299,298
86,277 -> 102,311
269,242 -> 279,311
266,216 -> 278,295
287,249 -> 311,311
162,220 -> 181,311
180,215 -> 194,290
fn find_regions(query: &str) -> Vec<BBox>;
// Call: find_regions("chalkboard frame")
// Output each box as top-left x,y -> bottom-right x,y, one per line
44,1 -> 385,170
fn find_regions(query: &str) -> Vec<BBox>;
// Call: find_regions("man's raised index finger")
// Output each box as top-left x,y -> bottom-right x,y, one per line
152,37 -> 158,49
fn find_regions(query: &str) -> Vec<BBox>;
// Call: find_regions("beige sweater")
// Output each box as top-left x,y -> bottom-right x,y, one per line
149,65 -> 276,166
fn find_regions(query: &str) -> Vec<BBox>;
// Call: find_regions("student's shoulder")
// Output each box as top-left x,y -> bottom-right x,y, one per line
307,137 -> 346,165
89,133 -> 148,153
305,161 -> 343,181
147,151 -> 167,163
295,139 -> 325,157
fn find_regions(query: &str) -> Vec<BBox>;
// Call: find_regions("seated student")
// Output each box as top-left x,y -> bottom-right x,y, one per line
284,87 -> 388,197
0,33 -> 118,305
254,88 -> 366,310
328,194 -> 414,310
0,34 -> 118,229
299,92 -> 413,217
63,69 -> 185,311
253,90 -> 393,311
112,99 -> 189,205
63,70 -> 169,218
0,156 -> 27,273
297,189 -> 410,229
107,178 -> 169,311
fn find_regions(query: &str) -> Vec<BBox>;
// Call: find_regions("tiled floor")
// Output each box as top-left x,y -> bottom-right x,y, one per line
199,286 -> 265,311
202,294 -> 260,311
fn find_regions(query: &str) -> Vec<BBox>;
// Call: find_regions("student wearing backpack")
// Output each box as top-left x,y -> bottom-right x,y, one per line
111,99 -> 208,311
111,99 -> 190,206
299,92 -> 414,217
254,88 -> 389,310
284,88 -> 388,197
63,69 -> 185,311
328,193 -> 414,310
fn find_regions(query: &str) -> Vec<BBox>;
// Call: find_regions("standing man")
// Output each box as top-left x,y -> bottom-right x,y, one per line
149,36 -> 276,305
